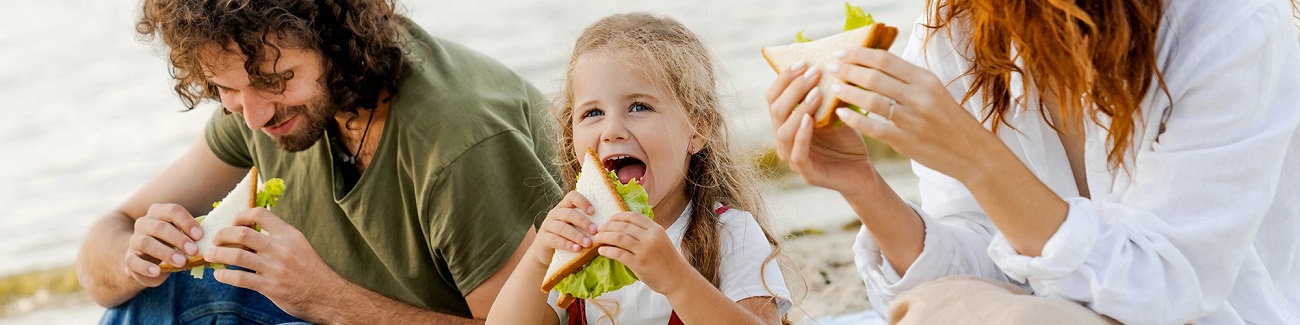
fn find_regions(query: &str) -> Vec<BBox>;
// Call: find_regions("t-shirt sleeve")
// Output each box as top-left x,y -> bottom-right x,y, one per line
426,130 -> 562,295
717,210 -> 793,315
203,108 -> 255,168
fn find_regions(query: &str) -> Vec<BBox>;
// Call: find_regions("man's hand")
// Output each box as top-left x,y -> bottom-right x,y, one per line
125,203 -> 204,288
204,207 -> 341,320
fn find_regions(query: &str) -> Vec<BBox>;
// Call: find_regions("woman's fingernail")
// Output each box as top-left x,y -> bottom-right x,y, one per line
836,108 -> 855,120
171,254 -> 186,266
800,114 -> 812,129
184,242 -> 198,255
190,227 -> 203,239
825,63 -> 840,73
802,65 -> 818,79
790,60 -> 807,71
831,84 -> 843,94
833,50 -> 847,58
804,87 -> 820,103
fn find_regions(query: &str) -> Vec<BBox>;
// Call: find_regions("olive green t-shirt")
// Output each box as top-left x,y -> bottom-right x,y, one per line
204,21 -> 560,317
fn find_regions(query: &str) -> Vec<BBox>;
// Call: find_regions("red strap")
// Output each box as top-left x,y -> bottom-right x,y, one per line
714,204 -> 729,215
568,298 -> 685,325
668,311 -> 685,325
566,299 -> 586,325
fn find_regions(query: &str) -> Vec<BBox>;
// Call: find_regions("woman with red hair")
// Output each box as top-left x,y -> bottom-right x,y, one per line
767,0 -> 1300,323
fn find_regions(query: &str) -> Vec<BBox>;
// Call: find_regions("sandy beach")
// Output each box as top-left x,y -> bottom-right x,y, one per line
0,0 -> 925,323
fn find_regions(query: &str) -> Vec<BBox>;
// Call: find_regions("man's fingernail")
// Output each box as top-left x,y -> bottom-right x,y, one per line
184,242 -> 198,255
836,108 -> 854,120
804,87 -> 820,103
800,114 -> 812,129
149,266 -> 160,276
790,60 -> 807,71
831,84 -> 843,94
190,227 -> 203,239
825,63 -> 840,73
802,65 -> 818,79
171,254 -> 186,266
833,50 -> 847,58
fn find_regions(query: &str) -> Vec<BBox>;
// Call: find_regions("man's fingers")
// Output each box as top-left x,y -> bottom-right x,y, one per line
213,268 -> 266,291
764,60 -> 809,104
205,246 -> 266,272
212,225 -> 274,252
146,203 -> 201,240
125,251 -> 163,279
134,217 -> 198,255
232,208 -> 290,235
131,233 -> 188,268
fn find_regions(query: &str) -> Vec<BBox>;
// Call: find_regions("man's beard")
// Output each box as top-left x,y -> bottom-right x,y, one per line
265,92 -> 337,152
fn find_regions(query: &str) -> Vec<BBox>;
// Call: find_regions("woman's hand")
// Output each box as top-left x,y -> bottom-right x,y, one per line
824,47 -> 1006,182
593,212 -> 694,295
765,60 -> 881,197
530,191 -> 600,266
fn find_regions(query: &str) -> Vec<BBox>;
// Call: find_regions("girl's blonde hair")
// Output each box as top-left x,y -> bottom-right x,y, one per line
553,12 -> 782,292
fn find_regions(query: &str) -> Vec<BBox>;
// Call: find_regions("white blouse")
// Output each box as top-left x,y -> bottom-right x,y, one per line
852,0 -> 1300,324
549,204 -> 792,324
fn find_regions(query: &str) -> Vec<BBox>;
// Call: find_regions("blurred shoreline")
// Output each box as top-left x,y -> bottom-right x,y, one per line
0,0 -> 924,322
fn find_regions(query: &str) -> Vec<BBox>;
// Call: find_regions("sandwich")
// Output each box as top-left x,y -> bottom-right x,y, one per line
761,2 -> 900,128
157,167 -> 286,278
540,148 -> 654,308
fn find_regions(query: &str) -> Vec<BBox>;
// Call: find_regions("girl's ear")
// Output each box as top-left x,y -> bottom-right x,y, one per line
688,133 -> 706,154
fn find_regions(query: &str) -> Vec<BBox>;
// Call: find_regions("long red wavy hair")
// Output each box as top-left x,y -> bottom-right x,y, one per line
926,0 -> 1167,170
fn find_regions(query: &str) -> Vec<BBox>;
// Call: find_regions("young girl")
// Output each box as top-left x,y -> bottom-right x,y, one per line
767,0 -> 1300,323
488,13 -> 791,324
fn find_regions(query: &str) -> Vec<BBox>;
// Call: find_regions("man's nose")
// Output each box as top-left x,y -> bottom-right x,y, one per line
231,92 -> 276,130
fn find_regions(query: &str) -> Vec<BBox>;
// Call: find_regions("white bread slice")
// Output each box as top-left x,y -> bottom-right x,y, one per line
540,149 -> 629,297
761,23 -> 899,127
159,167 -> 259,272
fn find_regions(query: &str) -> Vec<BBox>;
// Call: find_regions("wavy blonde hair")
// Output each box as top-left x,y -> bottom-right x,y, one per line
553,12 -> 783,299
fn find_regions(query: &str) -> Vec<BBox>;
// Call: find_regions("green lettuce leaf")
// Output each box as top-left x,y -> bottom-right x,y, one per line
794,2 -> 878,42
552,172 -> 654,298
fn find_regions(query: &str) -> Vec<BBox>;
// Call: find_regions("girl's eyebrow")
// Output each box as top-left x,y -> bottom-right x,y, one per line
625,93 -> 660,103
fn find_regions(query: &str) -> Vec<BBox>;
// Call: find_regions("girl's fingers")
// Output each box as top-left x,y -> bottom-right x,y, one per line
592,232 -> 638,251
558,191 -> 596,217
835,108 -> 906,145
541,214 -> 592,251
769,67 -> 822,130
596,246 -> 635,265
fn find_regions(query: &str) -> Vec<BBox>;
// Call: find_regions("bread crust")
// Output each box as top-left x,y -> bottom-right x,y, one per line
539,149 -> 633,294
760,23 -> 900,128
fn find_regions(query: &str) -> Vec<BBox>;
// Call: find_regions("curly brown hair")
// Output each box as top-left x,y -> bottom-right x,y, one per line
136,0 -> 406,113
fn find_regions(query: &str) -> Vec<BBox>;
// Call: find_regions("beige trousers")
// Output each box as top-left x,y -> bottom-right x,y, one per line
888,275 -> 1119,325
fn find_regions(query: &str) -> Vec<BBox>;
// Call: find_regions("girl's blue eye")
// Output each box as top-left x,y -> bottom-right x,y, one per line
629,102 -> 652,112
581,108 -> 604,119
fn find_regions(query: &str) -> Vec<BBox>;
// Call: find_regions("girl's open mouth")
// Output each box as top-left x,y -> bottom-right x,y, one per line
604,155 -> 647,185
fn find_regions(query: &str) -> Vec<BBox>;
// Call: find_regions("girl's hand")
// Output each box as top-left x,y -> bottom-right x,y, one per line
825,47 -> 1005,182
765,60 -> 881,197
593,212 -> 693,295
531,191 -> 600,266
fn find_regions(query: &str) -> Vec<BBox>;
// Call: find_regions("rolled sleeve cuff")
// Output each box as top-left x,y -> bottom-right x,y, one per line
853,200 -> 958,296
988,197 -> 1098,282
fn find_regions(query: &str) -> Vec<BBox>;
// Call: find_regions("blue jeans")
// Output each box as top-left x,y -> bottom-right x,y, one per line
99,266 -> 310,325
